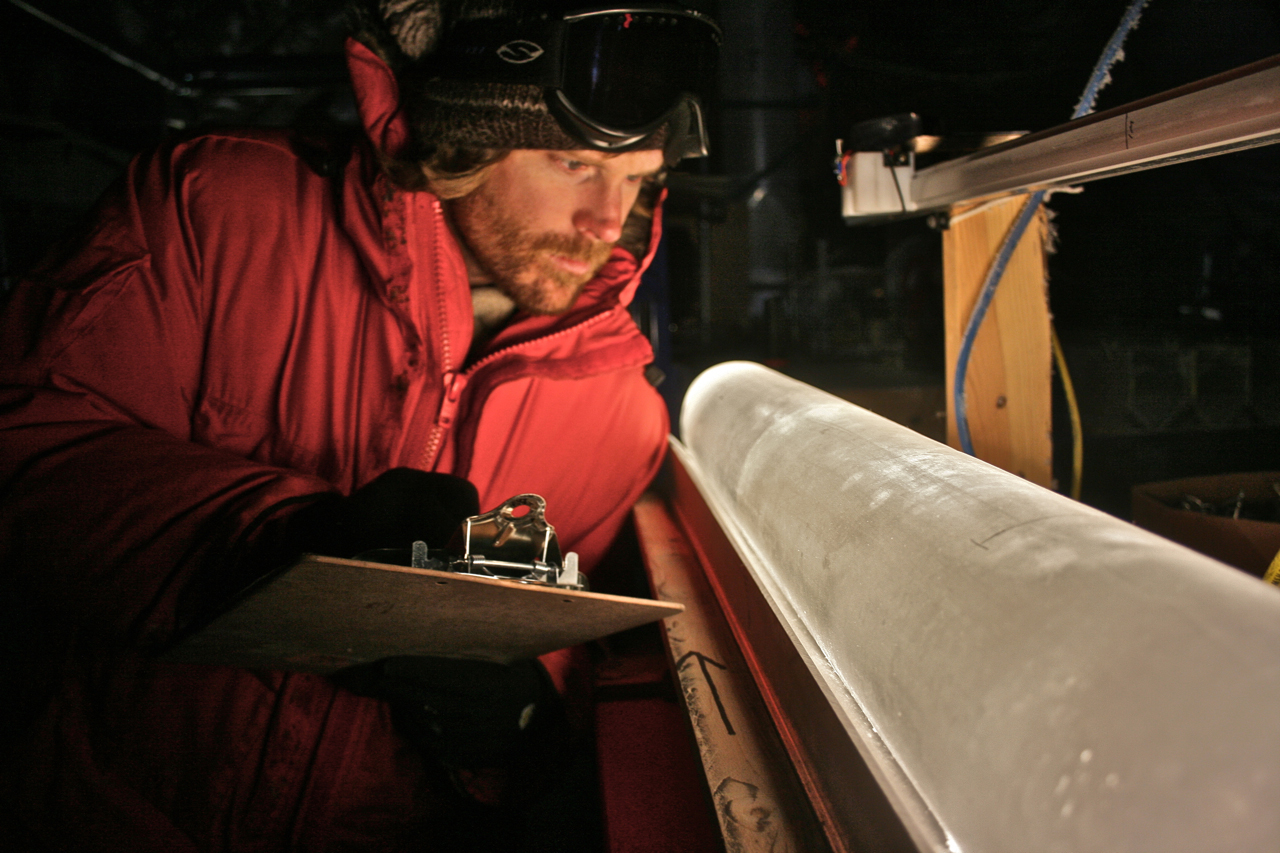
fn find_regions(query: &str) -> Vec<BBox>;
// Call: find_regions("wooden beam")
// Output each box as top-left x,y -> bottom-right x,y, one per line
943,196 -> 1053,487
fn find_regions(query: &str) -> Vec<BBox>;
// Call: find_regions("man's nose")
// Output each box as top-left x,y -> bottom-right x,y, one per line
573,182 -> 625,244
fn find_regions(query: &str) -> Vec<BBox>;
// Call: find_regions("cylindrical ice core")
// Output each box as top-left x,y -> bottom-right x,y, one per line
678,361 -> 1280,853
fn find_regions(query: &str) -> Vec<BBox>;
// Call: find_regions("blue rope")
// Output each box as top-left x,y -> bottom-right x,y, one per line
1073,0 -> 1151,120
953,0 -> 1150,456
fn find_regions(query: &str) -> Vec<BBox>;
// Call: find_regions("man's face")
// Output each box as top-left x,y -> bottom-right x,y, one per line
448,148 -> 665,315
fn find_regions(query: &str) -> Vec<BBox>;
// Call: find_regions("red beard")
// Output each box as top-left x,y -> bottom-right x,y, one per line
450,187 -> 613,316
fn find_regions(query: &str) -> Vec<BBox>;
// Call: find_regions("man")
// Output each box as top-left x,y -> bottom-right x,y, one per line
0,1 -> 719,849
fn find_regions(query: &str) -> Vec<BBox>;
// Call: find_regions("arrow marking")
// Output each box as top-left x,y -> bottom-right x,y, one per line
677,650 -> 735,735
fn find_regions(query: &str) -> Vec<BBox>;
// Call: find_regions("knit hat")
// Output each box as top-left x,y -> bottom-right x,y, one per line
353,0 -> 667,152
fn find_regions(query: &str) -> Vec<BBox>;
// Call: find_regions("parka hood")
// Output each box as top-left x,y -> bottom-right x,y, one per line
346,38 -> 410,159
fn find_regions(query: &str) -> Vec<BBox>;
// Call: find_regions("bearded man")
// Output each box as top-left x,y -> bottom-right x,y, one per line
0,1 -> 719,849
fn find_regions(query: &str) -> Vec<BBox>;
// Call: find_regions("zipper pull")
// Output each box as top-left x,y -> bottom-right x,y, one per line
437,370 -> 466,429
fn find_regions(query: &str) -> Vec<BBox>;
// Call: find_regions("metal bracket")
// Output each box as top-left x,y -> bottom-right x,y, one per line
837,56 -> 1280,223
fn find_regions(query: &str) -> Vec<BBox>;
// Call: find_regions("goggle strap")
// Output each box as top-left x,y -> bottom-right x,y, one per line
666,99 -> 709,163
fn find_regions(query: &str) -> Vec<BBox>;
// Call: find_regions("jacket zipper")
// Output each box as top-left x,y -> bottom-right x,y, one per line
420,369 -> 465,468
417,309 -> 617,470
418,198 -> 456,470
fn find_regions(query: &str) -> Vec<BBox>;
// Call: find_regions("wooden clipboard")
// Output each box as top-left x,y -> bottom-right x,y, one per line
165,554 -> 684,674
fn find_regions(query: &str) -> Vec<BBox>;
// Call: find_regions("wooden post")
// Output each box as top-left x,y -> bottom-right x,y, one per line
942,196 -> 1053,487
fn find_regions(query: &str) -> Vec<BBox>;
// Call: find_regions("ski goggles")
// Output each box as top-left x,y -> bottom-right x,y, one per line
431,6 -> 722,161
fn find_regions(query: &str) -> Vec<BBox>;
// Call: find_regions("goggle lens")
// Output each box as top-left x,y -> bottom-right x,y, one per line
560,11 -> 719,133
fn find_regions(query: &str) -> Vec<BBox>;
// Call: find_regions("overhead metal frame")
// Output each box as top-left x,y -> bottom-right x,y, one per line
913,54 -> 1280,210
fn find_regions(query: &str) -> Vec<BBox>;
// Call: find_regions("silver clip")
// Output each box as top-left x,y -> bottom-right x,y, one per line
446,494 -> 584,590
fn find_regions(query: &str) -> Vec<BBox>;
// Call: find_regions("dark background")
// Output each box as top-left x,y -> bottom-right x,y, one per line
2,0 -> 1278,518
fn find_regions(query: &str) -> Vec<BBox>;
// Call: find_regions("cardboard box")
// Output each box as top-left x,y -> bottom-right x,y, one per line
1132,472 -> 1280,578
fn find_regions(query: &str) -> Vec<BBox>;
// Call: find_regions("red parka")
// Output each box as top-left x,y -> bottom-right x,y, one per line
0,40 -> 668,849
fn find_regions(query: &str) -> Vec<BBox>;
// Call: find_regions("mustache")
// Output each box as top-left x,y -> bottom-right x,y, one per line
526,230 -> 611,263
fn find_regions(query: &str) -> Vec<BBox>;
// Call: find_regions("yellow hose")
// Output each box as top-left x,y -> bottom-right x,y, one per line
1051,324 -> 1083,501
1264,549 -> 1280,587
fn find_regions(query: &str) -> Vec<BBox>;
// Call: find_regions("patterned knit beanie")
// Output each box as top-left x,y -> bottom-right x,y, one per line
352,0 -> 666,152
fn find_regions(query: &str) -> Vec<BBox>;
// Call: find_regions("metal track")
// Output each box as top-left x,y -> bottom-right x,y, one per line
911,54 -> 1280,210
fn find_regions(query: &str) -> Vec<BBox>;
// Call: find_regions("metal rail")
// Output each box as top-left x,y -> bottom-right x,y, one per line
911,54 -> 1280,211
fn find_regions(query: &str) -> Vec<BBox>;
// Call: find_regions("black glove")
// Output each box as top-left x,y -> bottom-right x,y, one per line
287,468 -> 480,558
333,655 -> 562,769
175,470 -> 478,634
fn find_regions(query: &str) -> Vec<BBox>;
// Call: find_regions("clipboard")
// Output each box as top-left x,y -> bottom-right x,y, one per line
164,554 -> 684,673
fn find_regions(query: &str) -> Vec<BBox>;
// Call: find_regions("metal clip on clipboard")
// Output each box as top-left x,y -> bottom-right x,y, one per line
410,494 -> 586,590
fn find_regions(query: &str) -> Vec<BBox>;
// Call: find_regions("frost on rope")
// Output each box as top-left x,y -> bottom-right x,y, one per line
1072,0 -> 1150,118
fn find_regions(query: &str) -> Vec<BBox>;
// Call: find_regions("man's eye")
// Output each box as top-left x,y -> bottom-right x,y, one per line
559,158 -> 587,172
